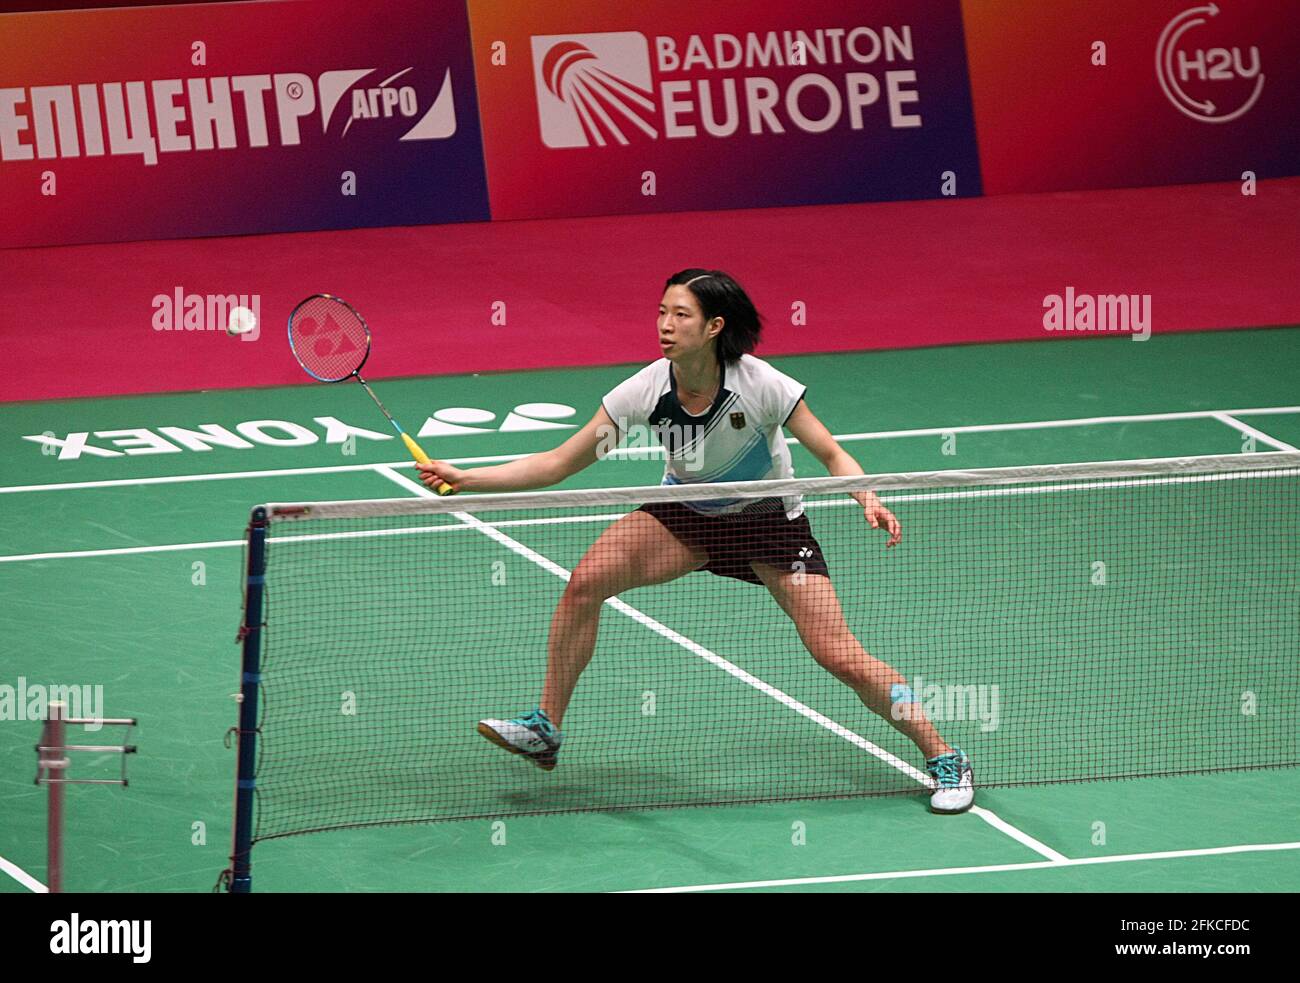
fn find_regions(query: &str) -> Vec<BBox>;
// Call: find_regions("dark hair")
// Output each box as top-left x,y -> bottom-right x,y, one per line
663,268 -> 763,364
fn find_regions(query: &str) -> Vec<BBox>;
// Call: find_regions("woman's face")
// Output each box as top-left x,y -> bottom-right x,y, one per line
658,285 -> 722,360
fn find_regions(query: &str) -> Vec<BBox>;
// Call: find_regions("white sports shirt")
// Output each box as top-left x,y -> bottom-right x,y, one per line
601,354 -> 807,516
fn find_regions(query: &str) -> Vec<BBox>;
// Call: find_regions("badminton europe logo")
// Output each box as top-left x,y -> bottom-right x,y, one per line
533,34 -> 656,148
530,26 -> 923,149
1155,5 -> 1264,124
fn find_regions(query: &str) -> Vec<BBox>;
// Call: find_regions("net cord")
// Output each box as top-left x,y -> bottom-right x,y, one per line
264,451 -> 1300,521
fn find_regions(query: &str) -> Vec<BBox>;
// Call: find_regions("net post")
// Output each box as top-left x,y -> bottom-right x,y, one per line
228,505 -> 268,894
43,701 -> 67,893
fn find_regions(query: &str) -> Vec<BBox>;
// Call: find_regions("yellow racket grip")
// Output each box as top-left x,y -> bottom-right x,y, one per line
402,433 -> 456,496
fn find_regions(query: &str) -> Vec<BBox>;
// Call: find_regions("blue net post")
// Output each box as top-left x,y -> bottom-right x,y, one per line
228,505 -> 268,893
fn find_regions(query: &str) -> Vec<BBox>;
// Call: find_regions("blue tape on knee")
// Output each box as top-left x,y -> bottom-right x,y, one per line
891,684 -> 916,704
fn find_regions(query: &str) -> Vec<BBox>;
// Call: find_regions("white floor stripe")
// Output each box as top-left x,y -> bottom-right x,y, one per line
0,539 -> 245,563
971,806 -> 1066,861
6,459 -> 1296,564
1220,405 -> 1300,416
827,406 -> 1300,442
5,404 -> 1297,494
604,594 -> 929,784
626,840 -> 1300,893
0,855 -> 48,893
1212,412 -> 1299,452
0,514 -> 632,563
0,454 -> 526,494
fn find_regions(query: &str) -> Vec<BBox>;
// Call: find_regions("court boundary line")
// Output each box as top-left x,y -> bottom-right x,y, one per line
1211,412 -> 1298,452
623,839 -> 1300,893
971,806 -> 1066,861
829,405 -> 1300,441
0,539 -> 247,563
374,464 -> 1065,864
0,854 -> 47,893
4,403 -> 1298,494
5,462 -> 1297,563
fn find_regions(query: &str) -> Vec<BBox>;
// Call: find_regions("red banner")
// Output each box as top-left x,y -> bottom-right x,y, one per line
963,0 -> 1300,194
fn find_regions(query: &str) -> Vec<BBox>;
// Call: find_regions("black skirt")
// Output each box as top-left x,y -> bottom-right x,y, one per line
638,497 -> 831,586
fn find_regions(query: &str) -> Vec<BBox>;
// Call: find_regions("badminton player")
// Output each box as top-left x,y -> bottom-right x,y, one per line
417,269 -> 974,813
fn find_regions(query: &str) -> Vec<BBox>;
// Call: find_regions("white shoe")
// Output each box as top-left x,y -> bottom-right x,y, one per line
926,747 -> 974,814
477,708 -> 563,771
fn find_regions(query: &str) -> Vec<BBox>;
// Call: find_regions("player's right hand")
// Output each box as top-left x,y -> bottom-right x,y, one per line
417,460 -> 466,492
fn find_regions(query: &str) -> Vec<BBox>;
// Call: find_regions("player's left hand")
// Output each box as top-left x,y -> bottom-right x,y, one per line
862,493 -> 901,548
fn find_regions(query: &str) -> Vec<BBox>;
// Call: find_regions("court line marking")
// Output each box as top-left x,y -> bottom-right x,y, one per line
6,464 -> 1298,563
0,455 -> 517,494
1211,412 -> 1299,452
971,806 -> 1066,861
826,405 -> 1300,442
0,539 -> 247,563
623,840 -> 1300,893
0,854 -> 47,893
375,464 -> 1064,864
4,404 -> 1298,494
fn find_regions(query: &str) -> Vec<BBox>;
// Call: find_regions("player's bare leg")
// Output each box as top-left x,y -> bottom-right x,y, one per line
478,511 -> 703,769
753,563 -> 949,756
752,563 -> 974,813
540,510 -> 704,726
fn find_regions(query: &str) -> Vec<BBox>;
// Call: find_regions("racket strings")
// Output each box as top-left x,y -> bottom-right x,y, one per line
289,295 -> 371,382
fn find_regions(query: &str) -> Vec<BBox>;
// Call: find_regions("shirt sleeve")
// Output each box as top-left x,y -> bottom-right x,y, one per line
762,362 -> 807,427
601,364 -> 656,434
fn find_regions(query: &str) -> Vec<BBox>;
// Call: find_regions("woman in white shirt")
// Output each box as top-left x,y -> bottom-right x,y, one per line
418,269 -> 973,814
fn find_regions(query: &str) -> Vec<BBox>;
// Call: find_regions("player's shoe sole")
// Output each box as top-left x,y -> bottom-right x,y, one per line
477,721 -> 559,771
929,798 -> 973,815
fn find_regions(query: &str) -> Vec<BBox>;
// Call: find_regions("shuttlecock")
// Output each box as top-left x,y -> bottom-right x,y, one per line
227,306 -> 258,336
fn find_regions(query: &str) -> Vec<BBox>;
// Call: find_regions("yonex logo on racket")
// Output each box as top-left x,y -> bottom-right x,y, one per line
295,311 -> 364,359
